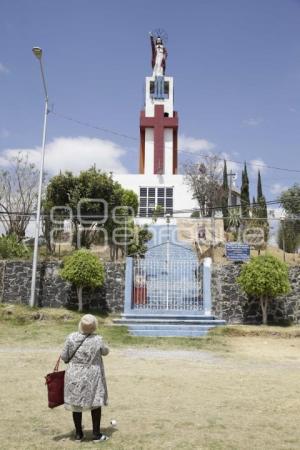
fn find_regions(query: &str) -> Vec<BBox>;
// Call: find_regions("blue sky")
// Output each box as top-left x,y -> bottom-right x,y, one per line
1,0 -> 300,201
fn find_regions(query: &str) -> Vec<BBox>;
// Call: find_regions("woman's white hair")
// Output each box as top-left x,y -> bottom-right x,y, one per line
78,314 -> 98,334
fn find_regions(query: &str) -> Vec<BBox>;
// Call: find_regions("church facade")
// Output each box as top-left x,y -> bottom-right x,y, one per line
114,33 -> 197,222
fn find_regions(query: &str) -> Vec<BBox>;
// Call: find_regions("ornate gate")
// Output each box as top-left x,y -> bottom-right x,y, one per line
133,257 -> 203,311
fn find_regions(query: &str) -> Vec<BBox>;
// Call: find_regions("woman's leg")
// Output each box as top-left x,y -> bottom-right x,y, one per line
72,412 -> 83,440
91,407 -> 102,438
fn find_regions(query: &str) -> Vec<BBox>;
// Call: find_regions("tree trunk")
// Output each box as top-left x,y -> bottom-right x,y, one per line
260,296 -> 268,325
77,286 -> 83,312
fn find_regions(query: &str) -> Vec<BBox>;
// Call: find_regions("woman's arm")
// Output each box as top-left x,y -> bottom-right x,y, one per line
61,336 -> 70,363
99,338 -> 110,356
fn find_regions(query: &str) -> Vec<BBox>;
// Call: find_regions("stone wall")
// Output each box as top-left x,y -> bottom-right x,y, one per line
212,264 -> 300,324
2,259 -> 300,324
0,260 -> 125,313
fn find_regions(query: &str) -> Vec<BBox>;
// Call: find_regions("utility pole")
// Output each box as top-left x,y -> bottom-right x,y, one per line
30,47 -> 49,307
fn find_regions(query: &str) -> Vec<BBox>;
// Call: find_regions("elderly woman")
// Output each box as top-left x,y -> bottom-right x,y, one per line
61,314 -> 109,442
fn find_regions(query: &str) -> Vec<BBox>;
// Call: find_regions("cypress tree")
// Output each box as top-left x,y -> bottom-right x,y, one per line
251,196 -> 257,217
222,160 -> 229,230
257,170 -> 263,200
256,171 -> 268,220
254,171 -> 269,242
240,163 -> 250,217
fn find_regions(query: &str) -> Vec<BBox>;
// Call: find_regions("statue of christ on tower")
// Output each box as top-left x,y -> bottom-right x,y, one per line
149,32 -> 167,76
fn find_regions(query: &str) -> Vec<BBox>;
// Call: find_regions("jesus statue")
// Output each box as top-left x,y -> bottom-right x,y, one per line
149,32 -> 167,77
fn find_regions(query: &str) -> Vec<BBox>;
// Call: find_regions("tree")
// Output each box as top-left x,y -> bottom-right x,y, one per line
152,205 -> 164,223
278,220 -> 300,253
60,249 -> 105,311
278,185 -> 300,253
121,189 -> 139,214
240,163 -> 250,218
237,255 -> 290,325
222,160 -> 229,230
0,153 -> 40,240
250,171 -> 269,246
127,225 -> 152,257
251,196 -> 257,217
279,184 -> 300,215
184,154 -> 224,217
228,207 -> 242,240
44,168 -> 138,257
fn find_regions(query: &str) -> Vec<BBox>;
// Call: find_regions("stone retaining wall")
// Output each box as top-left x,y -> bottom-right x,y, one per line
1,260 -> 300,324
212,264 -> 300,324
0,260 -> 125,313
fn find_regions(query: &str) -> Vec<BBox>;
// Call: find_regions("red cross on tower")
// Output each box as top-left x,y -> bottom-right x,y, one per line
140,104 -> 178,175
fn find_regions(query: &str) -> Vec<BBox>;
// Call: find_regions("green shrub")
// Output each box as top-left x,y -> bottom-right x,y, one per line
237,255 -> 290,325
60,249 -> 105,311
0,234 -> 29,259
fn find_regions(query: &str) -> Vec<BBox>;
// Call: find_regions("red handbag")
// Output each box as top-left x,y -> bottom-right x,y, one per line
45,357 -> 65,408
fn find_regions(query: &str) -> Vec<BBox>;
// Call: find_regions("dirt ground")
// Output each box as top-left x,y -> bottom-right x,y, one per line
1,336 -> 300,450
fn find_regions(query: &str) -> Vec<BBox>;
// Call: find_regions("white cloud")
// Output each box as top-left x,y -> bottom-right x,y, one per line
179,134 -> 215,154
249,158 -> 267,176
270,183 -> 289,196
0,63 -> 9,74
243,117 -> 263,127
0,136 -> 129,175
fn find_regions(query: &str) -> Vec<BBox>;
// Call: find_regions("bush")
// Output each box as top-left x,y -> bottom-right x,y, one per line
237,255 -> 290,325
0,234 -> 29,259
60,249 -> 105,311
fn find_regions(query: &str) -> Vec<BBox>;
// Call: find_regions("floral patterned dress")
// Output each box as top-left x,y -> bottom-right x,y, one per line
61,332 -> 109,412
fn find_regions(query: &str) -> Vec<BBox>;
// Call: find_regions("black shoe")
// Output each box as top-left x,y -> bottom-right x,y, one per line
75,432 -> 84,442
92,433 -> 109,442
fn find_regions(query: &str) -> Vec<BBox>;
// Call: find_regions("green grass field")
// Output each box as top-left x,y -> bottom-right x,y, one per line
1,304 -> 300,450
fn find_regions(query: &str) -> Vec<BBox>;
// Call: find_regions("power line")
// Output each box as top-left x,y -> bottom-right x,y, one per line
0,199 -> 282,219
51,109 -> 300,174
52,111 -> 138,142
179,149 -> 300,174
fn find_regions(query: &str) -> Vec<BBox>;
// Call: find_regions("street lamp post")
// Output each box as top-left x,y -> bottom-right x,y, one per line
30,47 -> 49,307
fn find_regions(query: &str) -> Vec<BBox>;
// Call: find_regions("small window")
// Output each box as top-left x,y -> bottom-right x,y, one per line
157,188 -> 165,197
164,112 -> 169,117
148,188 -> 155,197
140,187 -> 147,197
150,81 -> 155,95
166,187 -> 173,197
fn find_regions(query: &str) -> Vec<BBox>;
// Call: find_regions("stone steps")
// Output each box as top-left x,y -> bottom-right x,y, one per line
113,314 -> 226,337
131,329 -> 209,337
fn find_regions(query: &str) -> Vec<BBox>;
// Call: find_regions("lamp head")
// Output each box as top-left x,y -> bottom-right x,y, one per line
32,47 -> 42,59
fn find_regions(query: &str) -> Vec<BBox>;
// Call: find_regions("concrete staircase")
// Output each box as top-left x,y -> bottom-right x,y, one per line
114,313 -> 226,337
